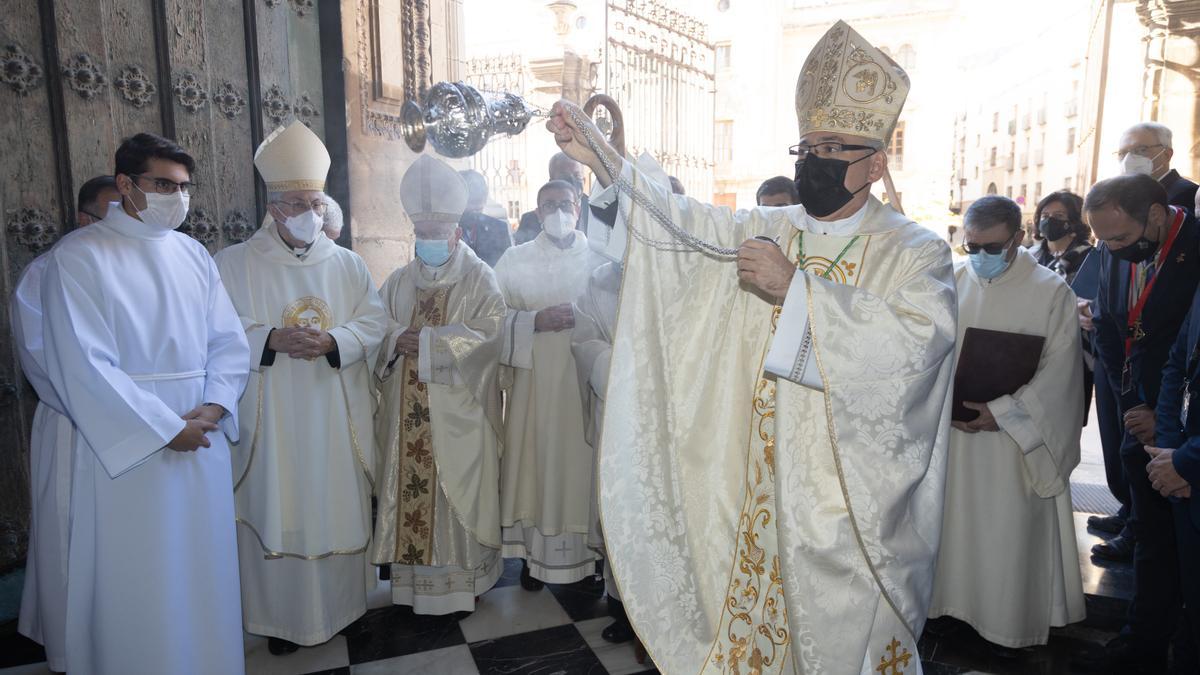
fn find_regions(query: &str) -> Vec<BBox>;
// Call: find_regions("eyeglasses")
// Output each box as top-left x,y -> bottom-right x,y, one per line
1115,144 -> 1164,160
789,142 -> 876,161
538,199 -> 577,213
964,233 -> 1016,255
272,199 -> 329,216
131,174 -> 197,195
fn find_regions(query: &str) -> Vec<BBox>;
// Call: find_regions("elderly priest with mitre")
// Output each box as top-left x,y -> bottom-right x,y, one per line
546,20 -> 955,675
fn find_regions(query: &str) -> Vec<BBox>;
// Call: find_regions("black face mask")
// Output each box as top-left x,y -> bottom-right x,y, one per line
1039,216 -> 1071,242
793,151 -> 875,218
1109,220 -> 1159,264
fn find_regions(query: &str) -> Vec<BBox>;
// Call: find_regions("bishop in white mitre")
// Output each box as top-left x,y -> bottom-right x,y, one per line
548,20 -> 956,674
929,196 -> 1086,647
371,155 -> 506,614
496,179 -> 603,587
214,122 -> 388,652
36,132 -> 250,674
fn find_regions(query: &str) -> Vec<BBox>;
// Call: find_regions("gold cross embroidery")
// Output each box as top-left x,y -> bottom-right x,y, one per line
876,638 -> 912,675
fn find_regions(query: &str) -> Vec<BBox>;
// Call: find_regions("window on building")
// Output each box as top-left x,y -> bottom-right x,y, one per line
715,43 -> 731,69
987,182 -> 998,195
1006,185 -> 1013,199
715,120 -> 733,162
1064,177 -> 1073,191
887,121 -> 905,171
1035,181 -> 1043,203
897,44 -> 916,71
993,112 -> 999,132
507,200 -> 521,220
990,146 -> 997,167
1019,183 -> 1027,203
1066,127 -> 1076,154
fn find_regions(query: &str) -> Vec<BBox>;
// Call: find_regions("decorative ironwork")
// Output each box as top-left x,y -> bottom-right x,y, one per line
61,53 -> 107,100
115,65 -> 157,108
179,207 -> 218,245
356,0 -> 434,140
222,209 -> 256,242
463,55 -> 531,220
293,91 -> 321,127
173,72 -> 209,113
6,207 -> 59,251
292,0 -> 316,16
263,84 -> 292,126
2,44 -> 44,96
214,81 -> 246,119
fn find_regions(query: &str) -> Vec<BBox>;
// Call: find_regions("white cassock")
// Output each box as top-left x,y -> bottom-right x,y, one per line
571,261 -> 623,599
214,222 -> 387,645
372,244 -> 506,614
929,250 -> 1086,646
495,233 -> 603,583
591,163 -> 956,674
38,207 -> 249,675
13,251 -> 75,673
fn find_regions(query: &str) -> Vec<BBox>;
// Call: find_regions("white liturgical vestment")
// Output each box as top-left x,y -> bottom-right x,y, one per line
38,206 -> 250,675
215,222 -> 387,645
591,163 -> 955,675
495,232 -> 603,583
929,250 -> 1085,646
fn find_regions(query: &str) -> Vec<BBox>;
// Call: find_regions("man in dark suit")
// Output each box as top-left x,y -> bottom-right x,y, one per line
515,153 -> 589,244
1090,173 -> 1200,671
1118,122 -> 1198,211
458,170 -> 513,267
1150,288 -> 1200,672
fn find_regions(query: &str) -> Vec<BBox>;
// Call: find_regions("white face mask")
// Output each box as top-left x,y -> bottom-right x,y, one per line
1121,150 -> 1161,177
134,187 -> 190,231
282,210 -> 324,244
542,208 -> 576,239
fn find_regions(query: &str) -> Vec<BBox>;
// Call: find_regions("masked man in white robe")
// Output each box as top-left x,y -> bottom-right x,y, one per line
928,195 -> 1085,647
13,175 -> 118,673
371,155 -> 506,614
36,132 -> 249,675
547,20 -> 955,674
496,179 -> 603,590
214,121 -> 388,654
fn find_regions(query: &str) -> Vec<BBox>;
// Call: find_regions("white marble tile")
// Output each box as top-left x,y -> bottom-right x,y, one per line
574,617 -> 655,675
457,584 -> 572,643
0,664 -> 53,675
243,633 -> 350,675
350,644 -> 479,675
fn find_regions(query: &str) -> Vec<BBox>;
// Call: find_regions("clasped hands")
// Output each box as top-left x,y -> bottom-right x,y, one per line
951,401 -> 1000,433
269,326 -> 336,361
168,403 -> 226,452
1145,446 -> 1192,499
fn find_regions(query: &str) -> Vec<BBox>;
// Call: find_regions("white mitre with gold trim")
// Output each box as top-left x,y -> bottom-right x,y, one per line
400,155 -> 468,224
795,20 -> 909,145
254,121 -> 331,192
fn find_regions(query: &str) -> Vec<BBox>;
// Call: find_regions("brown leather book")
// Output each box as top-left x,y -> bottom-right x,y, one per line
952,327 -> 1046,422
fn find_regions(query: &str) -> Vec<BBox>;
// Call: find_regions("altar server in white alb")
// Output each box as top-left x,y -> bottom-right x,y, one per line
372,155 -> 507,614
36,133 -> 249,674
215,121 -> 388,654
13,176 -> 119,672
929,195 -> 1086,647
547,20 -> 956,674
496,179 -> 603,589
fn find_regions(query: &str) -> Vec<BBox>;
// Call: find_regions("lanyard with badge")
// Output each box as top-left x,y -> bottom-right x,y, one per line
1182,337 -> 1200,427
1121,207 -> 1186,395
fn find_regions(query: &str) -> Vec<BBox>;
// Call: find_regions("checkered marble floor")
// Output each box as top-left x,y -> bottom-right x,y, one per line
0,548 -> 1121,674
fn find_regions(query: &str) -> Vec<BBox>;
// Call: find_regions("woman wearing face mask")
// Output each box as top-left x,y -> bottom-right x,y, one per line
1031,191 -> 1093,282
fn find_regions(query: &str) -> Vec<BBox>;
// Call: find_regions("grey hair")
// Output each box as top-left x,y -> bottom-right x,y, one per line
1124,122 -> 1173,149
323,197 -> 343,238
964,194 -> 1022,234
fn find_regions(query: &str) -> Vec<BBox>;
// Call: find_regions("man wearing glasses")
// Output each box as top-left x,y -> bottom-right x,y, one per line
1118,122 -> 1198,212
214,121 -> 388,655
34,133 -> 250,673
547,20 -> 955,673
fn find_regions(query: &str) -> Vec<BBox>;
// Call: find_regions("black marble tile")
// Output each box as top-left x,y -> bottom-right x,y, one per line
0,621 -> 47,668
343,604 -> 466,665
919,661 -> 970,675
546,578 -> 610,622
300,668 -> 351,675
493,557 -> 523,589
920,615 -> 1115,675
469,623 -> 605,675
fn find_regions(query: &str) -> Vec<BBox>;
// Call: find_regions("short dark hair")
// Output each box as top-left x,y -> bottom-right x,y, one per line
1084,173 -> 1168,224
77,175 -> 117,213
756,176 -> 799,205
964,194 -> 1022,233
536,179 -> 578,206
1033,190 -> 1090,242
114,132 -> 196,178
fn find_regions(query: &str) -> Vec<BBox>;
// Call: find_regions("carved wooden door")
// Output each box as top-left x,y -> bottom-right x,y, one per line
0,0 -> 348,571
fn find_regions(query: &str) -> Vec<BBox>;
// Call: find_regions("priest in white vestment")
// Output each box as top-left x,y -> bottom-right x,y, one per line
214,122 -> 388,652
14,175 -> 119,673
37,133 -> 249,674
929,195 -> 1086,647
496,179 -> 604,588
371,155 -> 506,614
547,20 -> 955,674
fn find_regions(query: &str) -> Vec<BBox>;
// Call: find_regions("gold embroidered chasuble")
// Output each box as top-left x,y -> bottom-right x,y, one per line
595,165 -> 956,675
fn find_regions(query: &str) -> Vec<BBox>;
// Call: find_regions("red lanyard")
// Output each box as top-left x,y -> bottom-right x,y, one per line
1125,206 -> 1185,356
